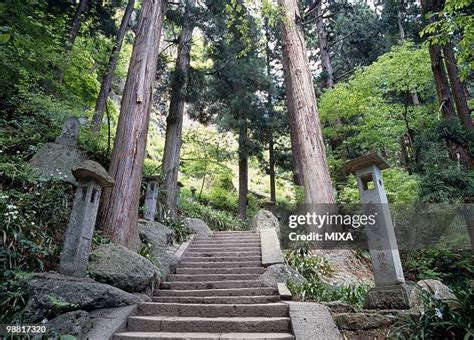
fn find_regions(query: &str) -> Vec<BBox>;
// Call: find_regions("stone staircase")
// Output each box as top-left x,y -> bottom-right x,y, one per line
114,231 -> 294,339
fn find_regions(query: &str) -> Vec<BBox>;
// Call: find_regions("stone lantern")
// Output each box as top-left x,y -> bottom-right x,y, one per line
190,186 -> 197,199
59,160 -> 114,277
344,153 -> 409,309
143,175 -> 162,221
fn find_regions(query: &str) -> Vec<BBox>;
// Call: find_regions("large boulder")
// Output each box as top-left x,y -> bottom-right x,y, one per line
30,143 -> 86,184
259,263 -> 306,287
409,279 -> 458,312
138,219 -> 175,245
21,273 -> 140,322
184,218 -> 213,239
88,244 -> 159,292
138,220 -> 179,279
46,310 -> 91,338
248,209 -> 280,235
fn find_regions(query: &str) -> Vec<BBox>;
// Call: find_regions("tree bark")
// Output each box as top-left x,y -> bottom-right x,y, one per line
264,21 -> 277,203
442,44 -> 473,130
91,0 -> 136,135
278,0 -> 335,204
67,0 -> 88,49
98,0 -> 166,247
238,122 -> 248,219
162,0 -> 196,218
428,44 -> 456,119
315,0 -> 334,89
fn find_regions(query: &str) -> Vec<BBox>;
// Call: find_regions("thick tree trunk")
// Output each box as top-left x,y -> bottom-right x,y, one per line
67,0 -> 88,49
238,123 -> 248,219
162,0 -> 195,218
98,0 -> 166,247
442,44 -> 473,130
91,0 -> 136,135
278,0 -> 335,204
315,0 -> 334,89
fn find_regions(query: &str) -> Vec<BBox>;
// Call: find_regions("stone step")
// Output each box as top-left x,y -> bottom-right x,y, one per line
184,251 -> 261,257
160,280 -> 265,290
168,274 -> 260,282
213,231 -> 256,234
114,332 -> 295,339
152,295 -> 281,304
178,261 -> 262,268
210,236 -> 259,240
176,267 -> 265,275
155,287 -> 277,297
187,247 -> 261,252
200,241 -> 260,245
181,256 -> 261,263
138,302 -> 289,317
126,316 -> 291,333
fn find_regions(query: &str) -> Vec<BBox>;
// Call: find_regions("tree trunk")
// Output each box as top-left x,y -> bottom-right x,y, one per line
238,122 -> 248,219
98,0 -> 166,247
442,44 -> 473,130
264,21 -> 277,203
278,0 -> 335,204
315,0 -> 334,89
162,0 -> 196,218
91,0 -> 136,135
67,0 -> 88,49
428,44 -> 456,119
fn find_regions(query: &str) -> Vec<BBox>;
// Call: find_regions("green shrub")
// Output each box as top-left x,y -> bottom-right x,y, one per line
390,286 -> 474,339
284,249 -> 334,280
284,249 -> 370,310
401,248 -> 474,288
287,280 -> 371,311
180,197 -> 246,231
155,202 -> 191,243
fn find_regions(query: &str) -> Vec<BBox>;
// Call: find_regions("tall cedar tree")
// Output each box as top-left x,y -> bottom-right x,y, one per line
98,0 -> 166,247
91,0 -> 136,135
278,0 -> 335,204
162,0 -> 196,218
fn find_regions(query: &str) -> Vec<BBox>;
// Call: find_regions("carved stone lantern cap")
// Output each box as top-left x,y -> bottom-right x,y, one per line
143,175 -> 163,183
72,160 -> 114,188
344,152 -> 390,175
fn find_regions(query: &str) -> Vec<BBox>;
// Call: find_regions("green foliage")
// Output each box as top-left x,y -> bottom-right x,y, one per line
390,286 -> 474,339
284,250 -> 334,279
420,0 -> 473,80
155,202 -> 191,244
401,248 -> 474,287
284,250 -> 370,310
287,280 -> 371,311
180,197 -> 246,231
320,41 -> 435,163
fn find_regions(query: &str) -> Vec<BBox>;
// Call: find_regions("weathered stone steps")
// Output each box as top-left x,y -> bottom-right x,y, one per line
138,302 -> 289,317
155,287 -> 277,297
126,316 -> 291,333
185,251 -> 262,257
168,274 -> 260,282
181,256 -> 262,262
152,295 -> 281,304
175,267 -> 265,275
115,231 -> 293,340
114,332 -> 294,339
179,261 -> 262,268
160,280 -> 265,290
